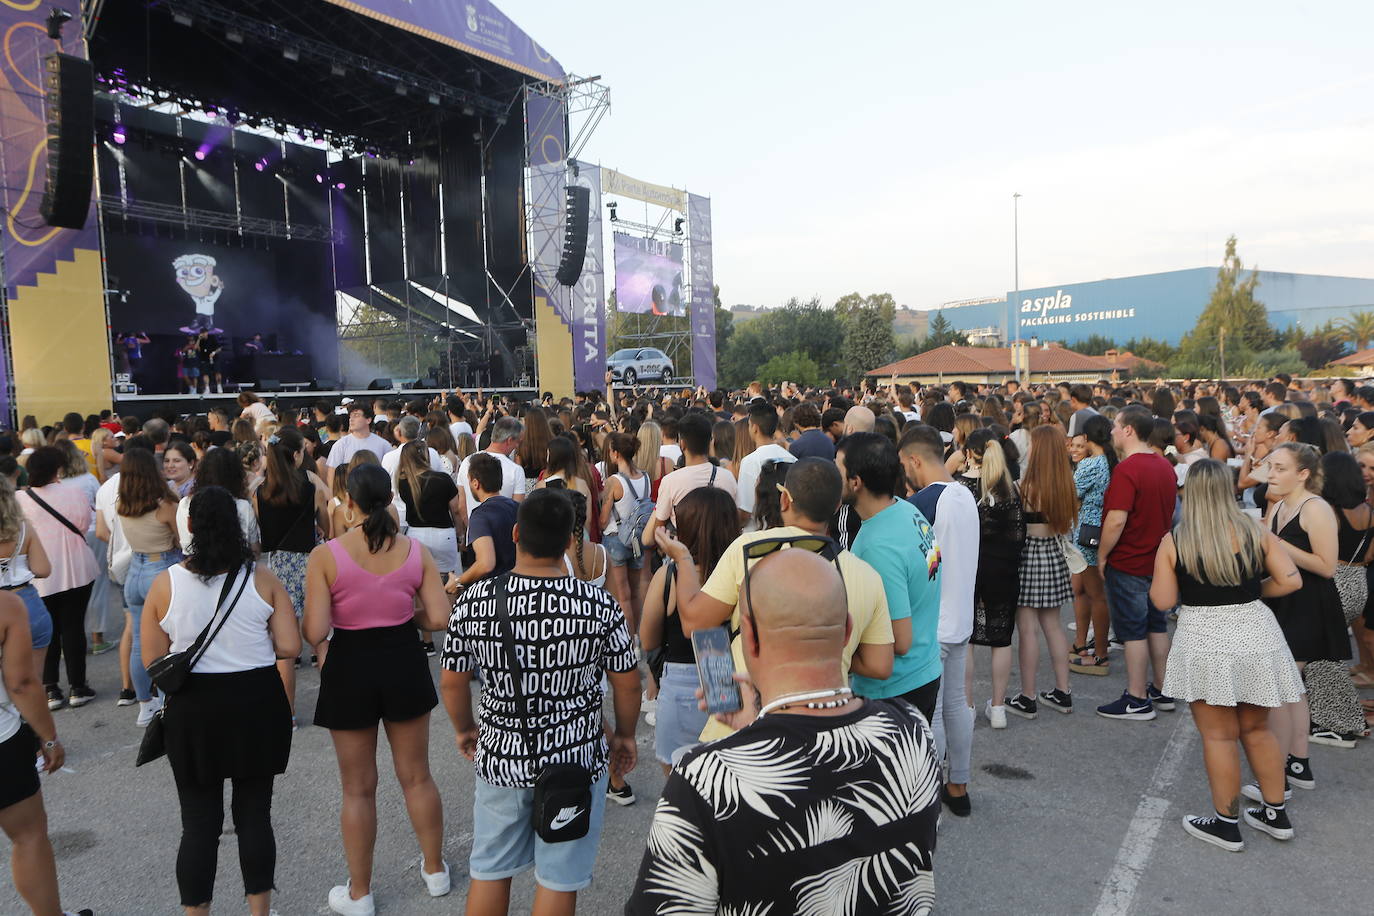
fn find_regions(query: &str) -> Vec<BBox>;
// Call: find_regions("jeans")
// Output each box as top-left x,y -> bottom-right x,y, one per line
654,662 -> 708,765
469,770 -> 610,892
13,583 -> 52,650
931,640 -> 973,785
42,584 -> 93,690
172,767 -> 276,907
1105,566 -> 1167,642
124,551 -> 181,701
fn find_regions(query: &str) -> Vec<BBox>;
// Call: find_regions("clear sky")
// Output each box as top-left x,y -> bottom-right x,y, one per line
501,0 -> 1374,311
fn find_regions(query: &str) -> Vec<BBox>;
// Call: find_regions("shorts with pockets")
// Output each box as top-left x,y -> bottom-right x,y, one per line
469,770 -> 610,892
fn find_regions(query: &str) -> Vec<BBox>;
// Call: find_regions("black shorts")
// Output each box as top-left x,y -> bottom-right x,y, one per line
313,623 -> 437,730
0,723 -> 41,811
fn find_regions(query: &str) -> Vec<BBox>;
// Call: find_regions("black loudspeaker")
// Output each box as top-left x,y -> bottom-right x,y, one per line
310,378 -> 338,391
257,378 -> 281,391
555,185 -> 590,286
39,53 -> 95,230
367,378 -> 394,390
406,377 -> 438,389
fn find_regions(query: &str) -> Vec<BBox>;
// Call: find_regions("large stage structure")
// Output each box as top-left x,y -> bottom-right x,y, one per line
0,0 -> 655,423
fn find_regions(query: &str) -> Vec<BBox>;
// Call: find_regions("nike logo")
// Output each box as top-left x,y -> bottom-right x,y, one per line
550,806 -> 584,830
1125,704 -> 1149,713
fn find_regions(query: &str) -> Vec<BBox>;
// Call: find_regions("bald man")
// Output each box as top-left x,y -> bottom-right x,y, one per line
843,404 -> 875,435
627,549 -> 941,916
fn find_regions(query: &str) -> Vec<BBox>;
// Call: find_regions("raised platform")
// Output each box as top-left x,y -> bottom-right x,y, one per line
112,388 -> 539,420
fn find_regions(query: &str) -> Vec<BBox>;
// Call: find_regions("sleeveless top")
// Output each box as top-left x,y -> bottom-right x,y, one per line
0,642 -> 19,743
0,522 -> 35,588
1175,555 -> 1263,606
1336,506 -> 1373,564
562,544 -> 607,588
258,469 -> 316,553
658,560 -> 696,666
122,507 -> 177,553
327,537 -> 423,629
161,565 -> 275,674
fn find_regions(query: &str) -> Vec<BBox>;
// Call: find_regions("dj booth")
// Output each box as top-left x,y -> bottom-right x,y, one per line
238,354 -> 313,385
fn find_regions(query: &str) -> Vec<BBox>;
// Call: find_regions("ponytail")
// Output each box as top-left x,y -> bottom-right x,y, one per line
345,463 -> 398,553
1275,442 -> 1324,494
966,428 -> 1015,505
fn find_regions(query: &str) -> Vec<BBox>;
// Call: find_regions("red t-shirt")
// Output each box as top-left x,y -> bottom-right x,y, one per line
1102,451 -> 1176,577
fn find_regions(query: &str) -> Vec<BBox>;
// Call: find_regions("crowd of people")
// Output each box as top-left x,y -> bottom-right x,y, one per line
0,370 -> 1371,914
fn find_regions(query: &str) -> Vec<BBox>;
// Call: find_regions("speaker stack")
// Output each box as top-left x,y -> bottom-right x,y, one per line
555,185 -> 590,286
39,53 -> 96,230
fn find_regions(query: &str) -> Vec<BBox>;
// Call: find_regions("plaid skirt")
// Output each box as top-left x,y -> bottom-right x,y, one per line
1018,535 -> 1073,608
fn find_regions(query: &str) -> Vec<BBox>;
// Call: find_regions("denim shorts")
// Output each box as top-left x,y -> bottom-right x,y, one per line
469,770 -> 610,892
1105,566 -> 1168,641
655,662 -> 707,765
603,533 -> 644,570
10,584 -> 51,650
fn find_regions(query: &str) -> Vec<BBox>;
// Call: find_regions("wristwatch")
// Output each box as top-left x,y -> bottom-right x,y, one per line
42,736 -> 59,749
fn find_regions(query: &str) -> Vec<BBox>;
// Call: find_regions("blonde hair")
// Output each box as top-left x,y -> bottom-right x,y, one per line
91,427 -> 112,480
638,421 -> 666,482
732,416 -> 756,469
1176,459 -> 1264,587
0,476 -> 23,543
977,436 -> 1016,506
455,432 -> 477,460
953,414 -> 980,447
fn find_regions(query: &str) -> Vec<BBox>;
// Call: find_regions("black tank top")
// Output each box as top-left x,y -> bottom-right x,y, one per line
257,469 -> 315,554
1336,506 -> 1373,564
659,560 -> 697,666
1175,556 -> 1263,606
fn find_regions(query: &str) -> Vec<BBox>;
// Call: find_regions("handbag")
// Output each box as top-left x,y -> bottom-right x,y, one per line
1077,523 -> 1102,550
145,566 -> 250,695
1060,535 -> 1088,575
492,574 -> 593,843
135,708 -> 167,767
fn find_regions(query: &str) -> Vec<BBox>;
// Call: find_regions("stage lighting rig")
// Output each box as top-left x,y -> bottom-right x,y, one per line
608,202 -> 618,222
46,7 -> 73,39
674,218 -> 685,234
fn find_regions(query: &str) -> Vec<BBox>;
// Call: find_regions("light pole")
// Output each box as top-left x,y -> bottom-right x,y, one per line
1013,192 -> 1022,383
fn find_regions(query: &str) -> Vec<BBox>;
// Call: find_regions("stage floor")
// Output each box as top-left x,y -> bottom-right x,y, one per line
112,388 -> 538,420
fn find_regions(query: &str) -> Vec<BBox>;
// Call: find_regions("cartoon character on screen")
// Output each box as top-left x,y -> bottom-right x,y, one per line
173,253 -> 224,332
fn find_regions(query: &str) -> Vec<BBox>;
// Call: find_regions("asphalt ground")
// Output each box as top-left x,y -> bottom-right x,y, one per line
2,608 -> 1368,915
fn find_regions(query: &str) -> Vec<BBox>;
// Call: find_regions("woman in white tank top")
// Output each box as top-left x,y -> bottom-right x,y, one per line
139,486 -> 299,914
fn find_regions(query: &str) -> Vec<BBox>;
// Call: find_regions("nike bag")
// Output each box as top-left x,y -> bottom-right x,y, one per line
492,575 -> 592,843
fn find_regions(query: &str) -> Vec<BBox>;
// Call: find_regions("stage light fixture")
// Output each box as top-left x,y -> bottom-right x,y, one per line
461,104 -> 475,117
112,125 -> 127,145
254,158 -> 268,172
172,12 -> 193,27
335,181 -> 346,190
226,29 -> 243,43
194,149 -> 207,161
282,47 -> 300,62
46,7 -> 73,39
428,92 -> 440,105
674,218 -> 685,233
495,115 -> 508,127
608,202 -> 618,222
315,173 -> 324,183
394,84 -> 408,96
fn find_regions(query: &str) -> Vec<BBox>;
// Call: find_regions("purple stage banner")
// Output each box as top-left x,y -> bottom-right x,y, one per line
614,234 -> 685,317
688,193 -> 716,390
323,0 -> 564,82
569,162 -> 605,392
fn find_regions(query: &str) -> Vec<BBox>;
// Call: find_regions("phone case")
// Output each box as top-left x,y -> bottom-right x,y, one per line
692,627 -> 742,714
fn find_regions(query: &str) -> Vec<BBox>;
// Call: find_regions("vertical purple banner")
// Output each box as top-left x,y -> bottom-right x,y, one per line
524,90 -> 566,318
569,162 -> 604,392
687,193 -> 716,390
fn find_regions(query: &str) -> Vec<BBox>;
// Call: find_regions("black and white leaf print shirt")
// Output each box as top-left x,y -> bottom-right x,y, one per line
626,698 -> 941,916
442,573 -> 637,788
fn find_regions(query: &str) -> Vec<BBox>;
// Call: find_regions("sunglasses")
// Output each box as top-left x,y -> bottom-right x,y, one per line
741,535 -> 845,649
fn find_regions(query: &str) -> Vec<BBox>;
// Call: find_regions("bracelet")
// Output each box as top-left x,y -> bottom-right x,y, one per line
42,737 -> 59,749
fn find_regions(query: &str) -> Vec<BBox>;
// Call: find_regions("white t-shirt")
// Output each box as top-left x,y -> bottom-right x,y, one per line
241,402 -> 276,425
326,432 -> 392,468
176,496 -> 261,554
735,443 -> 795,514
456,448 -> 527,512
449,420 -> 474,442
913,480 -> 979,644
660,443 -> 683,466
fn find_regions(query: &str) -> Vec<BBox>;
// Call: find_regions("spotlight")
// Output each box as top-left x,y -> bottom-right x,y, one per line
46,7 -> 73,40
282,47 -> 300,62
172,12 -> 193,27
674,218 -> 685,234
394,84 -> 408,96
226,29 -> 243,44
495,115 -> 508,127
461,104 -> 475,117
608,202 -> 618,222
428,92 -> 441,105
112,124 -> 127,145
335,181 -> 346,190
331,62 -> 346,77
194,149 -> 207,161
315,173 -> 324,183
254,158 -> 268,172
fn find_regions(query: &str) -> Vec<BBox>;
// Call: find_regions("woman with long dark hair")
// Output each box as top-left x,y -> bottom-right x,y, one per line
141,486 -> 298,914
1154,460 -> 1303,851
515,406 -> 553,489
640,486 -> 739,772
304,463 -> 451,912
1001,425 -> 1077,724
1069,414 -> 1117,676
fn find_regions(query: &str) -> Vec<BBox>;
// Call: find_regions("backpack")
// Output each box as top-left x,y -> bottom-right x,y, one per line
612,473 -> 655,558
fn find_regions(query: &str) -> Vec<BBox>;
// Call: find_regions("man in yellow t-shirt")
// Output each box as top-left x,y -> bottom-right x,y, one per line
656,458 -> 896,743
63,413 -> 98,478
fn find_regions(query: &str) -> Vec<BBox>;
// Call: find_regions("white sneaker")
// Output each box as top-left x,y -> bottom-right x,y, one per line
643,694 -> 657,727
421,858 -> 451,897
136,696 -> 163,727
984,699 -> 1007,730
328,881 -> 375,916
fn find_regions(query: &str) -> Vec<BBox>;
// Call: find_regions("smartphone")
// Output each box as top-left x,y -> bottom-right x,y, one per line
692,626 -> 742,715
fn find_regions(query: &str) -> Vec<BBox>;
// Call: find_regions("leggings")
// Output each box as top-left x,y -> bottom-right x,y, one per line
42,583 -> 93,690
932,640 -> 974,785
172,768 -> 277,907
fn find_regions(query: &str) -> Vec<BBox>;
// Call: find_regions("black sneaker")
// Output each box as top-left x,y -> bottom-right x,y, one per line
46,686 -> 66,711
1039,688 -> 1073,714
1146,683 -> 1176,712
1243,803 -> 1294,841
1181,813 -> 1244,852
115,688 -> 137,707
607,782 -> 636,806
68,686 -> 96,708
1309,727 -> 1356,748
422,641 -> 437,658
1285,755 -> 1315,790
1096,690 -> 1156,721
941,784 -> 971,817
1005,694 -> 1038,719
1241,781 -> 1292,804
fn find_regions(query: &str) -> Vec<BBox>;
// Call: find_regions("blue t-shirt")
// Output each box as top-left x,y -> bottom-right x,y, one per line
849,498 -> 943,699
788,428 -> 836,461
467,495 -> 518,578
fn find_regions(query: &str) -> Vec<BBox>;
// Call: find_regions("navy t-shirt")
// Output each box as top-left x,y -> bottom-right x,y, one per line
467,495 -> 518,578
789,428 -> 836,460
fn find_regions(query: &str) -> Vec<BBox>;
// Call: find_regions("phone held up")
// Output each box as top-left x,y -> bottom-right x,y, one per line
691,626 -> 742,715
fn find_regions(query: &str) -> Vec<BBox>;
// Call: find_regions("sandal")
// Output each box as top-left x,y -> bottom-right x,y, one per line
1069,644 -> 1092,657
1069,654 -> 1110,676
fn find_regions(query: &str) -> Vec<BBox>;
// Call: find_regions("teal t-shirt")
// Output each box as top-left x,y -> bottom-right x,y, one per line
849,498 -> 943,699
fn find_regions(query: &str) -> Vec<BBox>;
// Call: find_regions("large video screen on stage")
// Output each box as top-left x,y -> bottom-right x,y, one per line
613,233 -> 685,316
104,231 -> 339,391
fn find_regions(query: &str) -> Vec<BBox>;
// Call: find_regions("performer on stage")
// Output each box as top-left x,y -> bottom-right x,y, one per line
196,328 -> 223,394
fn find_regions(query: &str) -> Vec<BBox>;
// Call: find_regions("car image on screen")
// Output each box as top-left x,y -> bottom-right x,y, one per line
607,347 -> 673,385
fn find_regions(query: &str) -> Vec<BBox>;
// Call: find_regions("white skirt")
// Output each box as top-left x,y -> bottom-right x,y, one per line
1162,599 -> 1306,708
407,526 -> 461,574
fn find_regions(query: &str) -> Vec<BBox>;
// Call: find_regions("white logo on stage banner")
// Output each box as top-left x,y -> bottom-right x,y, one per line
465,5 -> 478,31
550,806 -> 584,830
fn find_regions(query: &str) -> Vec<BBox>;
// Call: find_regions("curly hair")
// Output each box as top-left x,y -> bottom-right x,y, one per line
185,485 -> 254,579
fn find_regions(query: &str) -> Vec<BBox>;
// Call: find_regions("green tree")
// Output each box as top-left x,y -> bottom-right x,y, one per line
756,350 -> 822,387
1064,334 -> 1118,356
1336,310 -> 1374,351
1177,235 -> 1271,376
836,292 -> 897,380
1121,336 -> 1180,365
717,297 -> 843,388
1295,331 -> 1346,370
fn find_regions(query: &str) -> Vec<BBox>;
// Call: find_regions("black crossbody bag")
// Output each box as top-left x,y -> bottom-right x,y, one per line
492,574 -> 593,843
1077,523 -> 1102,549
23,488 -> 85,539
146,566 -> 250,695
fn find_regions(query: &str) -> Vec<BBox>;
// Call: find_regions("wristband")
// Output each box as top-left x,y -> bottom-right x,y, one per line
42,737 -> 59,749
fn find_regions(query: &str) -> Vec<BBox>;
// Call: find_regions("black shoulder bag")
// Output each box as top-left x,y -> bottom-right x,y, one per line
23,488 -> 85,539
492,574 -> 593,843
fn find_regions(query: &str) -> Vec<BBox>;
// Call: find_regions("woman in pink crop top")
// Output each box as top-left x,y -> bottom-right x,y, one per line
303,463 -> 452,910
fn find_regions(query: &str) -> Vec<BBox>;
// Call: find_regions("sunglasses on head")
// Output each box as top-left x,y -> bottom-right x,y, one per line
741,535 -> 845,649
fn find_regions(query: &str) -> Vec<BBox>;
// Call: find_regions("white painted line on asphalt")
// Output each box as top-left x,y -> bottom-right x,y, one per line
1092,716 -> 1196,916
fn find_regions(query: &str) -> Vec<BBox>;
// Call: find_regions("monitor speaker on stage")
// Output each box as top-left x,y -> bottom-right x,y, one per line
310,378 -> 338,392
367,378 -> 394,390
39,53 -> 95,230
555,185 -> 590,286
257,378 -> 282,391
